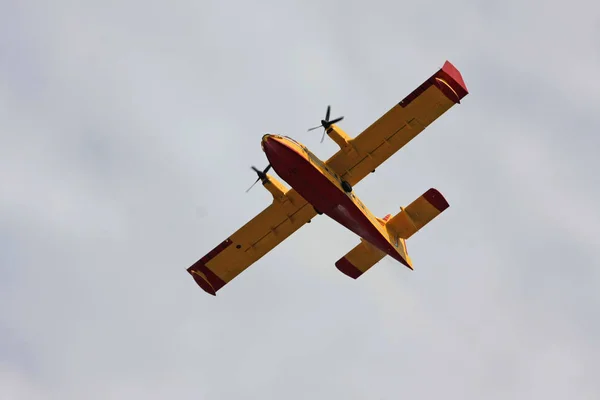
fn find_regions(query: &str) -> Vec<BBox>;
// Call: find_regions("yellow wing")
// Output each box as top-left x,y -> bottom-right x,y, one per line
187,185 -> 316,295
326,61 -> 468,186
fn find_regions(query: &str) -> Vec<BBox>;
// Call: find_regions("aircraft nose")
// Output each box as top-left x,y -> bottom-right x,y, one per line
262,134 -> 272,143
261,134 -> 275,152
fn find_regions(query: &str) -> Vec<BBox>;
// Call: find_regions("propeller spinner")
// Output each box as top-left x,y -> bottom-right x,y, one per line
246,164 -> 272,193
307,105 -> 344,143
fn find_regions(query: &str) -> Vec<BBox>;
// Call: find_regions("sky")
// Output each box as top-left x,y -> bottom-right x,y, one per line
1,0 -> 599,399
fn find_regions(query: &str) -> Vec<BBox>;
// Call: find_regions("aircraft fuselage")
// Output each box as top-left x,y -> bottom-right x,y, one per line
261,134 -> 411,269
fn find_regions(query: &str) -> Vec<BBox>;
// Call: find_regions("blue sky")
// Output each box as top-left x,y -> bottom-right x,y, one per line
1,0 -> 599,399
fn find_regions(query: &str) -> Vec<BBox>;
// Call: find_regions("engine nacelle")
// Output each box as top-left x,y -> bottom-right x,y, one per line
262,173 -> 288,203
326,124 -> 353,151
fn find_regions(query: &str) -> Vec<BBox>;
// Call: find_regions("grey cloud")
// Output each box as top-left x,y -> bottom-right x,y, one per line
1,0 -> 599,399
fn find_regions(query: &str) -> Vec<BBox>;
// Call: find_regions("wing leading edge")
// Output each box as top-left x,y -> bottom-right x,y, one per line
326,61 -> 468,186
187,188 -> 316,295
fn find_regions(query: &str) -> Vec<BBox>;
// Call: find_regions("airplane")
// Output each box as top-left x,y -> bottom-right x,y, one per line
187,60 -> 468,296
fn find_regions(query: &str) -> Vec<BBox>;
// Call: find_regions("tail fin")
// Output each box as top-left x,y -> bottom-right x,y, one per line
375,213 -> 392,226
386,188 -> 449,240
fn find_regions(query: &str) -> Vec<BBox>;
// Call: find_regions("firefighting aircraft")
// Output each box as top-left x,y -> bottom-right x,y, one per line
187,60 -> 468,295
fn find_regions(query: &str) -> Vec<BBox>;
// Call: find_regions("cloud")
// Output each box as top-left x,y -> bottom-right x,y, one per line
1,0 -> 599,398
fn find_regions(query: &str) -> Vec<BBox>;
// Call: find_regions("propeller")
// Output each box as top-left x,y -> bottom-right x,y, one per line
246,164 -> 272,193
307,105 -> 344,143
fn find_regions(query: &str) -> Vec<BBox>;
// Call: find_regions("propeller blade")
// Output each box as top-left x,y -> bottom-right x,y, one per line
246,164 -> 272,193
328,116 -> 344,125
246,177 -> 261,193
308,105 -> 344,143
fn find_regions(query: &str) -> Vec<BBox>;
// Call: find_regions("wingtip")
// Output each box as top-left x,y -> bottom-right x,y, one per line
440,60 -> 469,99
188,268 -> 217,296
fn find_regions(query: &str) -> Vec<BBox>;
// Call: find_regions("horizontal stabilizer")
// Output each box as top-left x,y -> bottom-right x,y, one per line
335,239 -> 386,279
386,188 -> 449,239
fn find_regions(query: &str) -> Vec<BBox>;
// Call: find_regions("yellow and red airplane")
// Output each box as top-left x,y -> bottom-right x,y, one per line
187,61 -> 468,296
